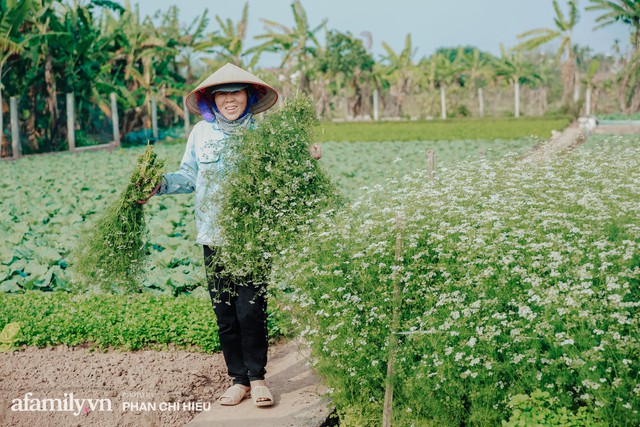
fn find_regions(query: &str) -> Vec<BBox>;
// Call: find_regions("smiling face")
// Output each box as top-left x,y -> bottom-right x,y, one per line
213,89 -> 249,121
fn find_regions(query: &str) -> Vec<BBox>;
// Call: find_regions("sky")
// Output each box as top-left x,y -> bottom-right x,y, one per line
132,0 -> 632,65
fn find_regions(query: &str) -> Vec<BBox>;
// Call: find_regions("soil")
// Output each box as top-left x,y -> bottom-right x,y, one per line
0,343 -> 245,427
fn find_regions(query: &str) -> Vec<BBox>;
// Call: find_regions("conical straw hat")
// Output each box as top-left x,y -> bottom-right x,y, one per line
185,63 -> 278,116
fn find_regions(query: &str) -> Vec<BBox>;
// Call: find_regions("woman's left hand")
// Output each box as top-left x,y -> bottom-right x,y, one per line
309,144 -> 322,160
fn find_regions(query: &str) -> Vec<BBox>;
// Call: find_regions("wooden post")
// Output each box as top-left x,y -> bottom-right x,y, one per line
373,88 -> 379,121
382,212 -> 404,427
110,93 -> 120,148
514,81 -> 520,118
183,95 -> 190,137
478,147 -> 485,160
427,149 -> 435,180
66,92 -> 76,151
151,97 -> 158,140
10,96 -> 20,159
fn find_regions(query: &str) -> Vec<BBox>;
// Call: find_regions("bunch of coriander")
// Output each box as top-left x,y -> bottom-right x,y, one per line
71,144 -> 166,293
211,95 -> 342,286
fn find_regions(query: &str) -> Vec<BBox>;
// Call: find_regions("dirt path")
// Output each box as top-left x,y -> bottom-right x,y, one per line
521,121 -> 588,162
0,342 -> 284,427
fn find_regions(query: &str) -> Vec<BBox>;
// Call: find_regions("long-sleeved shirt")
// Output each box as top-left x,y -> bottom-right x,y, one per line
155,120 -> 232,246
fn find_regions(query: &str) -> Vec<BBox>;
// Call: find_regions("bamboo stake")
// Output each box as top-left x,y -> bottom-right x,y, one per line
427,149 -> 435,180
111,93 -> 120,148
382,212 -> 404,427
373,88 -> 379,121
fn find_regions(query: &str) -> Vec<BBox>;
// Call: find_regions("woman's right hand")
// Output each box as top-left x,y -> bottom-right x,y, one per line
136,182 -> 162,205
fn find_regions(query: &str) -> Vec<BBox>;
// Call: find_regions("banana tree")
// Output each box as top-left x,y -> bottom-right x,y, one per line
316,30 -> 374,118
429,50 -> 465,119
588,0 -> 640,53
104,1 -> 174,134
494,45 -> 541,118
159,5 -> 209,83
516,0 -> 580,106
0,0 -> 32,157
582,59 -> 601,115
249,0 -> 326,94
19,4 -> 64,150
380,34 -> 417,117
588,0 -> 640,113
461,48 -> 494,117
199,2 -> 255,70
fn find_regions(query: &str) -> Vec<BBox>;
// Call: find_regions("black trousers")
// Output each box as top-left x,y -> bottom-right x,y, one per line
203,245 -> 268,386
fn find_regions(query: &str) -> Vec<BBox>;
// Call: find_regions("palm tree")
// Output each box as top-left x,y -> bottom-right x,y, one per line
249,0 -> 326,94
494,45 -> 541,117
381,34 -> 417,117
0,0 -> 32,156
587,0 -> 640,53
516,0 -> 580,106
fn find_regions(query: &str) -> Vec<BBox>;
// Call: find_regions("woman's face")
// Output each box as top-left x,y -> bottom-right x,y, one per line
213,89 -> 248,121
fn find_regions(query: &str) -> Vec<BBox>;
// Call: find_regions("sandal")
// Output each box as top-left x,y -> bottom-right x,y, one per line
250,380 -> 274,407
218,384 -> 250,406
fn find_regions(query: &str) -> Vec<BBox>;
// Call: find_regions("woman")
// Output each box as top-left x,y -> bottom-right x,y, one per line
139,63 -> 320,407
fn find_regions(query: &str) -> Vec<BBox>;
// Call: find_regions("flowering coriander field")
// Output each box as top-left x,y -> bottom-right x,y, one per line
321,138 -> 539,197
276,134 -> 640,425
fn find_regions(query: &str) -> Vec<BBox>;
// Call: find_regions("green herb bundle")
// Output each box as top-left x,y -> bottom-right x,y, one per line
71,144 -> 166,293
211,95 -> 342,285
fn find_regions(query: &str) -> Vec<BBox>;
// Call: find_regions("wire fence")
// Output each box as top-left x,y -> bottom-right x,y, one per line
1,92 -> 191,160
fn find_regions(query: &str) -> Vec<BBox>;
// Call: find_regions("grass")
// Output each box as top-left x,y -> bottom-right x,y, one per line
316,116 -> 571,142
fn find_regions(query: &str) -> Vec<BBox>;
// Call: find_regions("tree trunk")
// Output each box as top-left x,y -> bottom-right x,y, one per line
44,53 -> 59,146
313,78 -> 330,119
573,70 -> 580,104
592,87 -> 600,115
477,87 -> 484,117
585,86 -> 591,116
395,83 -> 404,117
561,60 -> 576,106
352,76 -> 363,117
440,86 -> 447,119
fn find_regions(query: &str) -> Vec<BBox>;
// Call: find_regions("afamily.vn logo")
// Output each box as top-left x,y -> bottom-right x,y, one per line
11,392 -> 113,416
